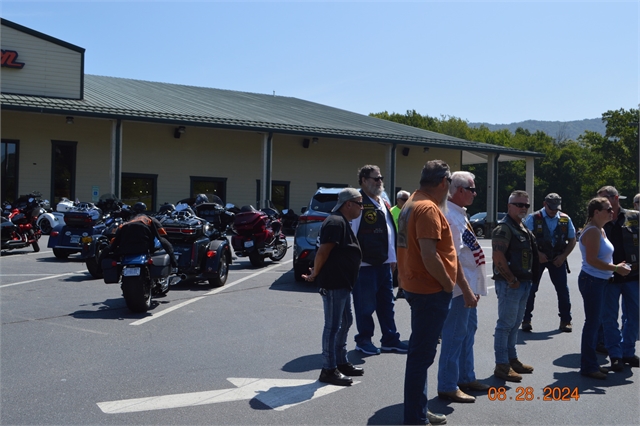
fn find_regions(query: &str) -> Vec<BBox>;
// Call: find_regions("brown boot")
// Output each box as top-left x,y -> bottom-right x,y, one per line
510,358 -> 534,374
494,363 -> 522,382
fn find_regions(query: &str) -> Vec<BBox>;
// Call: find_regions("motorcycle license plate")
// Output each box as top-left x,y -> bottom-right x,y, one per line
123,267 -> 140,277
244,240 -> 254,248
70,235 -> 80,244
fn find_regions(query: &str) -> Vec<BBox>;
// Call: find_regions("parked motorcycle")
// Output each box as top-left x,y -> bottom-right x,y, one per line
1,194 -> 43,253
230,204 -> 288,267
36,197 -> 74,235
47,201 -> 105,259
281,208 -> 299,235
157,201 -> 234,287
101,246 -> 177,313
84,199 -> 133,279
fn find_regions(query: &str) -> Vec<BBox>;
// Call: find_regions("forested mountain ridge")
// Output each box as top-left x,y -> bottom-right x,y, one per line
468,118 -> 605,141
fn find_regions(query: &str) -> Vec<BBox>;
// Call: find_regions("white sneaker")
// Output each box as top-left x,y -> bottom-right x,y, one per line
427,410 -> 447,425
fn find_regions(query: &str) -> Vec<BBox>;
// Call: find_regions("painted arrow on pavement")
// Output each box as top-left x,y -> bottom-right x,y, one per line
97,377 -> 359,414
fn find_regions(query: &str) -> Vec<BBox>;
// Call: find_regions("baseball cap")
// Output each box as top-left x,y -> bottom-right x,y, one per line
597,185 -> 627,199
544,193 -> 562,210
332,187 -> 362,212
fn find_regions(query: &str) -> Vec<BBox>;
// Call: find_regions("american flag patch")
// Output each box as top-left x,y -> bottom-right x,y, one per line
462,228 -> 485,266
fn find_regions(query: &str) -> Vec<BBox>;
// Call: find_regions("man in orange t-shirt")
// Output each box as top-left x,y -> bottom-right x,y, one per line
397,160 -> 478,426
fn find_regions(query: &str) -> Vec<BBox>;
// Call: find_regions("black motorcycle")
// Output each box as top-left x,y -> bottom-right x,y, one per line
157,201 -> 234,287
47,201 -> 105,259
101,248 -> 175,313
84,195 -> 133,279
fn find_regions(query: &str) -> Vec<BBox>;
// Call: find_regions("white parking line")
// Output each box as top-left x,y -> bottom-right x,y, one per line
131,260 -> 293,326
0,270 -> 87,288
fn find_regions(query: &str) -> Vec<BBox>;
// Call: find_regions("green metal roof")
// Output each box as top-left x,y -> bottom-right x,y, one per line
1,74 -> 543,158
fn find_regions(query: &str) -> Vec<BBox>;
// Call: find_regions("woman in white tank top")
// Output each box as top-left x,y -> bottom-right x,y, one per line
577,197 -> 631,379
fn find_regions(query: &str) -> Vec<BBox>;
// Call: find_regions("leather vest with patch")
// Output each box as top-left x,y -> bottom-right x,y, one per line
357,191 -> 393,266
493,215 -> 536,281
533,210 -> 569,258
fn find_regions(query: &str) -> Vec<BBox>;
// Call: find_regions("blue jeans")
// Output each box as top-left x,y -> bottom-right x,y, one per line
321,288 -> 353,369
524,261 -> 572,323
437,295 -> 478,392
352,264 -> 401,346
578,271 -> 607,373
494,280 -> 532,364
602,278 -> 639,359
403,290 -> 451,425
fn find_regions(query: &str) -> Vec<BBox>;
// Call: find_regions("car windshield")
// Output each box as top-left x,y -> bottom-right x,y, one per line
310,193 -> 339,213
469,212 -> 486,221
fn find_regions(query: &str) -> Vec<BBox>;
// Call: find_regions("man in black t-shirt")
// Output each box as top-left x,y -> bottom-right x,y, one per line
303,187 -> 363,386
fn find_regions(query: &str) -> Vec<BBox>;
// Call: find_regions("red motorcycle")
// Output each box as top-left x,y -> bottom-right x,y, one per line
1,197 -> 42,253
231,205 -> 288,267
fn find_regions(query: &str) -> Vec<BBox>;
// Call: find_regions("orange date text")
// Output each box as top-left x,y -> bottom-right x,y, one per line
487,386 -> 579,401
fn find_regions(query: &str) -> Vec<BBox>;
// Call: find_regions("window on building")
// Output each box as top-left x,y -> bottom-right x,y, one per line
1,140 -> 19,202
121,173 -> 157,211
51,141 -> 77,204
255,180 -> 290,211
190,176 -> 227,204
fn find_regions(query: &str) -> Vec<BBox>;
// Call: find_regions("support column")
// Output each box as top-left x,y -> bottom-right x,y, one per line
387,144 -> 397,203
111,119 -> 122,198
260,133 -> 273,209
486,153 -> 499,231
525,157 -> 535,214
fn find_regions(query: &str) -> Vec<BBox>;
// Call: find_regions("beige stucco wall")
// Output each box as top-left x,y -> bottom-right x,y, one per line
3,110 -> 466,211
2,110 -> 112,201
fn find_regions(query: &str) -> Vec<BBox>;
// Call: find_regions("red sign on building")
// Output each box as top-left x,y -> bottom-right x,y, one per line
1,50 -> 25,69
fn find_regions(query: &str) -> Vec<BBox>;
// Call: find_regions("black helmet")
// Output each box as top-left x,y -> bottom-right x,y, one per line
195,194 -> 209,205
133,202 -> 147,213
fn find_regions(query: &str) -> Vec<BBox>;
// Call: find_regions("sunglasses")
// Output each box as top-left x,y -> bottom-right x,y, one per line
350,200 -> 364,207
510,202 -> 531,209
463,187 -> 477,193
601,206 -> 614,212
367,176 -> 384,182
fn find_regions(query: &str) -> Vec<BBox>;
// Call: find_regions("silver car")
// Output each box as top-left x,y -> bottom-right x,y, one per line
292,187 -> 343,282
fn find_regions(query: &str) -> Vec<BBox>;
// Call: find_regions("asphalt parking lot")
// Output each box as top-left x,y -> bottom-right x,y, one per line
1,236 -> 638,425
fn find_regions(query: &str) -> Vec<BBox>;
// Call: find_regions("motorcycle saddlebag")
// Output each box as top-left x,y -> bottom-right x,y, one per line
64,211 -> 100,228
101,258 -> 120,284
233,211 -> 268,234
150,253 -> 171,278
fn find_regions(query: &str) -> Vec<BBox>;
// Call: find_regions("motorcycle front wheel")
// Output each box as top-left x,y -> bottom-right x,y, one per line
122,276 -> 152,312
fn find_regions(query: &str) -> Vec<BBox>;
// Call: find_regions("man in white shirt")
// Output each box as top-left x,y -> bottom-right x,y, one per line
437,171 -> 489,403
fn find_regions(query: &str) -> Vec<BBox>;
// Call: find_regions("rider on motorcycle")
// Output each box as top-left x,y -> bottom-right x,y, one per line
102,202 -> 178,268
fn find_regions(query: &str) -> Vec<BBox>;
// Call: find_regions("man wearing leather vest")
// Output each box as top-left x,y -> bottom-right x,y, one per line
491,190 -> 539,382
350,165 -> 407,356
597,186 -> 639,370
522,193 -> 576,333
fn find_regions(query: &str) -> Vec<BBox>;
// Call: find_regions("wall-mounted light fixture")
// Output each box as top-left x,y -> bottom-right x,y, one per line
312,137 -> 319,144
402,147 -> 410,157
423,147 -> 430,153
174,126 -> 186,139
303,138 -> 310,149
66,116 -> 74,125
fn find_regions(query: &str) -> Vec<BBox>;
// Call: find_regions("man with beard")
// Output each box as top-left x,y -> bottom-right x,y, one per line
350,165 -> 407,355
491,190 -> 538,382
397,160 -> 476,425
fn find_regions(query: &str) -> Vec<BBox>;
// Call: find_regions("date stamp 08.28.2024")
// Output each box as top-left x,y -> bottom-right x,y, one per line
488,386 -> 579,402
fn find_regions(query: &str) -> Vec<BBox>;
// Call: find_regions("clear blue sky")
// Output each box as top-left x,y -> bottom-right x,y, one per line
2,1 -> 638,124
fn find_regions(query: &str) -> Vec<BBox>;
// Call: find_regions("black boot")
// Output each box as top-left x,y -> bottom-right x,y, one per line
319,368 -> 353,386
337,362 -> 364,376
